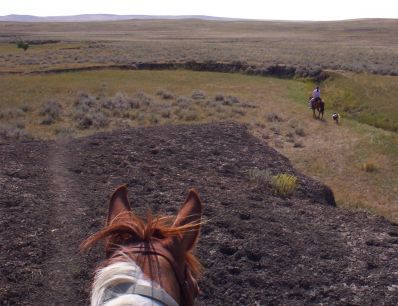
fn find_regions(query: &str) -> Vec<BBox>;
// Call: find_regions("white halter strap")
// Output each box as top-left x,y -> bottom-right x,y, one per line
103,282 -> 179,306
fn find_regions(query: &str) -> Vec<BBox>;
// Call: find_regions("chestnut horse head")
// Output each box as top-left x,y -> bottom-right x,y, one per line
81,185 -> 203,306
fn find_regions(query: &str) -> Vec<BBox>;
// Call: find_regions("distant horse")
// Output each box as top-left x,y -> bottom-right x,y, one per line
81,185 -> 203,306
309,97 -> 324,120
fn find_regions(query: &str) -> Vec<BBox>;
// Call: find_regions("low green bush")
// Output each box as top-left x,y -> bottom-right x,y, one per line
271,173 -> 298,196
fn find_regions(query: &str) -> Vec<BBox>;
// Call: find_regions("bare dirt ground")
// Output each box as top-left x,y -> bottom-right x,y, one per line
1,122 -> 398,305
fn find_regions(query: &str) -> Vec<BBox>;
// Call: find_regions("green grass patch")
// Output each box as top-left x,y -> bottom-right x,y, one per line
271,173 -> 298,196
323,72 -> 398,132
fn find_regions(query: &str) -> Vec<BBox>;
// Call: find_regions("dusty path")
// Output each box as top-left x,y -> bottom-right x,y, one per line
37,140 -> 92,305
1,123 -> 398,305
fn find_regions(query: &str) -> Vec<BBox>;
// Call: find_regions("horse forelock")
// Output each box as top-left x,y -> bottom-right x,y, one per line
80,212 -> 202,278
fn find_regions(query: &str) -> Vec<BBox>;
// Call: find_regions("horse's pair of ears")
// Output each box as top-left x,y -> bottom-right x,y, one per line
108,185 -> 203,253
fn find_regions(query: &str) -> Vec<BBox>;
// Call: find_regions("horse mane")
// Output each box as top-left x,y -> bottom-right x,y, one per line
80,211 -> 202,278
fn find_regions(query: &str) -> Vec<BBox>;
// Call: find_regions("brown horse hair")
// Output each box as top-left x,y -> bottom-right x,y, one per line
80,211 -> 203,278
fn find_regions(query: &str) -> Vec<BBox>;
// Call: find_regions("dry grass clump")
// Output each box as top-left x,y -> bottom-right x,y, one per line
72,91 -> 155,129
75,112 -> 110,129
293,141 -> 304,148
248,168 -> 272,185
40,100 -> 63,125
285,131 -> 294,143
295,127 -> 306,137
0,107 -> 24,119
267,112 -> 283,122
102,92 -> 140,110
136,92 -> 152,106
73,92 -> 108,129
149,114 -> 159,124
271,173 -> 298,196
249,168 -> 299,196
40,100 -> 62,117
175,108 -> 198,121
136,111 -> 146,122
20,104 -> 30,113
270,126 -> 281,135
0,123 -> 33,141
222,96 -> 240,106
175,96 -> 192,107
361,161 -> 377,172
212,94 -> 240,106
231,108 -> 246,117
183,110 -> 198,121
54,127 -> 75,138
156,89 -> 174,100
160,109 -> 171,119
191,90 -> 206,100
74,92 -> 97,110
214,93 -> 225,102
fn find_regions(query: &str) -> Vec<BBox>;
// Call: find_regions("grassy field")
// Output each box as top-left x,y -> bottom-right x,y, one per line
0,18 -> 397,220
0,69 -> 397,221
323,71 -> 398,132
0,19 -> 397,74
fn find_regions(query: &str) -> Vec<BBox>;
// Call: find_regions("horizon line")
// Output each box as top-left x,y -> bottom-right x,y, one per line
0,13 -> 397,23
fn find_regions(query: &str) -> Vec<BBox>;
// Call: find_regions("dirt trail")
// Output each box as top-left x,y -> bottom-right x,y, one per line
1,123 -> 398,306
37,140 -> 90,305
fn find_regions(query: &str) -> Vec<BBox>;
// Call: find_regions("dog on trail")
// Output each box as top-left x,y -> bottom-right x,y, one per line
332,112 -> 340,124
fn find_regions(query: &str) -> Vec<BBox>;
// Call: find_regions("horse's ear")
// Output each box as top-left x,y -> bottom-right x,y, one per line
107,185 -> 131,225
172,189 -> 203,253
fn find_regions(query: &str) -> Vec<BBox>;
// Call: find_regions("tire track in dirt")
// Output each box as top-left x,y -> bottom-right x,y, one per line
37,140 -> 90,305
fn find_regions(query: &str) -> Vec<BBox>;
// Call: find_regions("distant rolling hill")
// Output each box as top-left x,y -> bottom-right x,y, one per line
0,14 -> 239,22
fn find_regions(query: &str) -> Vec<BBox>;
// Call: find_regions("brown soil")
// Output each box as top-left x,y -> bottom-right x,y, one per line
1,123 -> 397,305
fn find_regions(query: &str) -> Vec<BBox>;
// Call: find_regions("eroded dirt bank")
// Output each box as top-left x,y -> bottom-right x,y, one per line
0,123 -> 397,305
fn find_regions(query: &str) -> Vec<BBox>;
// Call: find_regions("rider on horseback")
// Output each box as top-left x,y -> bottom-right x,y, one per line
309,86 -> 321,108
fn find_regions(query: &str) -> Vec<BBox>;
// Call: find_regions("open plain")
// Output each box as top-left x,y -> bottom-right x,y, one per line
0,18 -> 398,305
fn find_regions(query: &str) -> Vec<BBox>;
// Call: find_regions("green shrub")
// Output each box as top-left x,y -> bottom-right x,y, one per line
271,173 -> 298,196
16,40 -> 29,51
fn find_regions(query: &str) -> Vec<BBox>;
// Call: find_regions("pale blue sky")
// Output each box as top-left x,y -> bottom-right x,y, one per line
1,0 -> 397,21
